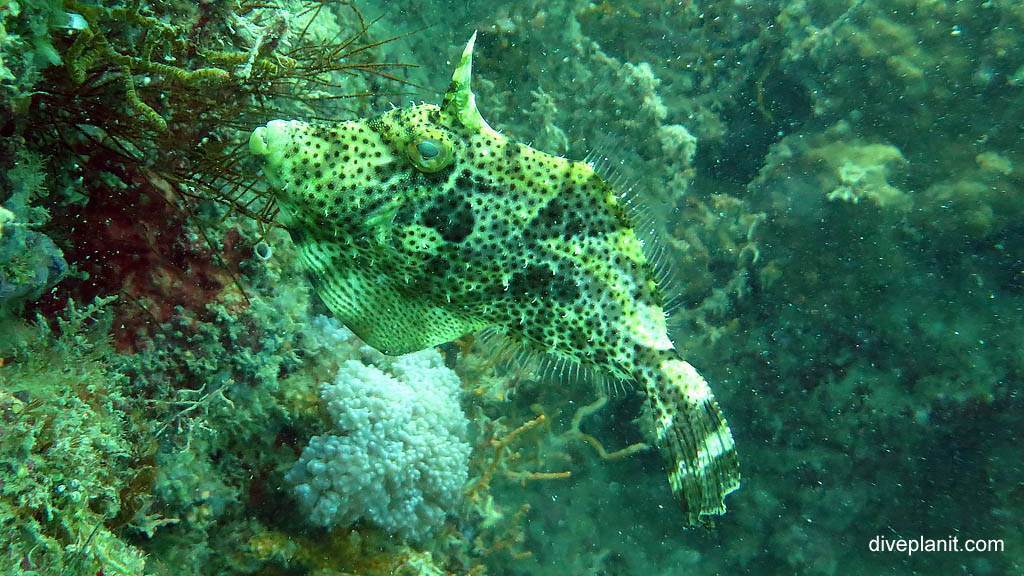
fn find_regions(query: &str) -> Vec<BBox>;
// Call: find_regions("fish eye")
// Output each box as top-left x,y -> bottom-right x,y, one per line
406,132 -> 453,173
417,140 -> 440,159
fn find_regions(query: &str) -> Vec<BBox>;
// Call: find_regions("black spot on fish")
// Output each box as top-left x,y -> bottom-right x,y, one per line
507,265 -> 554,297
422,193 -> 475,243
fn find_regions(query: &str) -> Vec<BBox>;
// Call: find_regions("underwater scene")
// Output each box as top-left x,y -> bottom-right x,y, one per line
0,0 -> 1021,575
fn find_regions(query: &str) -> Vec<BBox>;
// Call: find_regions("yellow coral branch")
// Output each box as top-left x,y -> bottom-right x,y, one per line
120,66 -> 167,131
504,470 -> 572,484
566,396 -> 650,461
465,414 -> 570,499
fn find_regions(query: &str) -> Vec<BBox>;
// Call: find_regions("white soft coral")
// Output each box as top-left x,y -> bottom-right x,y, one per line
285,346 -> 470,541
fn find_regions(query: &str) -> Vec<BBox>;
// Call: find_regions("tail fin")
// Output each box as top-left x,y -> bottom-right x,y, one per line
635,349 -> 740,526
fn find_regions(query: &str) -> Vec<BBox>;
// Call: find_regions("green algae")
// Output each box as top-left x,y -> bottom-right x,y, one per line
0,297 -> 148,575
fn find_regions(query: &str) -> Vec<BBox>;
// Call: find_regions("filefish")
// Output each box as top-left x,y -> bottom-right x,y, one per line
249,33 -> 740,526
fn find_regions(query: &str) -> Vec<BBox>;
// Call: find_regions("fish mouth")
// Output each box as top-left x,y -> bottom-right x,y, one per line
249,119 -> 304,191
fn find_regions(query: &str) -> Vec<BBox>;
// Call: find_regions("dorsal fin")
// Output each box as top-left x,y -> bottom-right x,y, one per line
441,32 -> 499,137
585,146 -> 683,312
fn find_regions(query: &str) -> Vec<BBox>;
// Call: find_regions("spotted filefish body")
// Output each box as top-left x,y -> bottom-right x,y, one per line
250,34 -> 739,526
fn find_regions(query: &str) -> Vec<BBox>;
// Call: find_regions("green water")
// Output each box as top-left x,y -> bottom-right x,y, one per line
0,1 -> 1020,575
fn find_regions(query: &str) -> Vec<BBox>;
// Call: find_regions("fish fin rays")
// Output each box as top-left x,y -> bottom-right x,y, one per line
636,350 -> 740,526
586,145 -> 684,315
472,327 -> 632,398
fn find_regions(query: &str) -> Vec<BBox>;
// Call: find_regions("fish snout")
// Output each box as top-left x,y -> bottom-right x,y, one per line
250,120 -> 306,190
249,119 -> 301,157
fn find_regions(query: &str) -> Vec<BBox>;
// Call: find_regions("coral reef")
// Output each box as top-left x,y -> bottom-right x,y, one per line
1,0 -> 1021,575
0,298 -> 149,575
1,1 -> 449,574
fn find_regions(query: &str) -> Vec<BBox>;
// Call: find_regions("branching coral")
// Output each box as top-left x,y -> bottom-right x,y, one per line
0,0 -> 420,350
62,1 -> 229,131
465,413 -> 568,499
563,396 -> 649,462
55,0 -> 416,133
